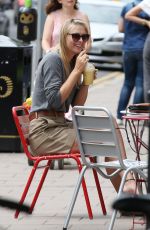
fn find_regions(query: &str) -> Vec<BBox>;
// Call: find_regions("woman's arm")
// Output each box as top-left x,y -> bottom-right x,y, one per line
41,14 -> 54,53
73,85 -> 89,106
125,5 -> 150,27
118,17 -> 124,33
60,50 -> 88,103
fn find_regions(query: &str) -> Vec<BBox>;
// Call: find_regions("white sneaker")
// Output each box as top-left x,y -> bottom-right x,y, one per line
116,118 -> 123,126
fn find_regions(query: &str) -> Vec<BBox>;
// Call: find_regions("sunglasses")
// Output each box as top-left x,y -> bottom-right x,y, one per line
68,33 -> 90,42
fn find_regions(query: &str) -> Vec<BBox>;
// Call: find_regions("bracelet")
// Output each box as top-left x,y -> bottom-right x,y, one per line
142,19 -> 147,26
125,178 -> 135,183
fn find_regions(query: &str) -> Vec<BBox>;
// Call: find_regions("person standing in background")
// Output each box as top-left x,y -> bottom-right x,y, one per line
125,0 -> 150,102
116,0 -> 150,125
42,0 -> 91,54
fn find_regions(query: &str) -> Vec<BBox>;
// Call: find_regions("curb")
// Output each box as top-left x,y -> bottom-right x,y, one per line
93,71 -> 124,86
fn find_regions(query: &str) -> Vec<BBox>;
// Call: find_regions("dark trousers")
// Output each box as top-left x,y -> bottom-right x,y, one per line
143,32 -> 150,102
117,50 -> 144,119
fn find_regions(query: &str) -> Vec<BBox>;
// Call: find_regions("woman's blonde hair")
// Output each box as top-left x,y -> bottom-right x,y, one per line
45,0 -> 79,15
59,19 -> 90,77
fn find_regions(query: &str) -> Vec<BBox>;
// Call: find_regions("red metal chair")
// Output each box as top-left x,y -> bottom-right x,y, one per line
12,105 -> 106,219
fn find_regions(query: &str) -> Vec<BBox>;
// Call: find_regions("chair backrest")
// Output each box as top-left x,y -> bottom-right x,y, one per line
12,106 -> 32,160
72,106 -> 125,167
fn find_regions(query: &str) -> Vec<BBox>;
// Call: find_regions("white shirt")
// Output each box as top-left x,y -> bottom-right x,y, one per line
139,0 -> 150,16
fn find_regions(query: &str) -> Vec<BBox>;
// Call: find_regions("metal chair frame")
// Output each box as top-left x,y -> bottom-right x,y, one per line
63,106 -> 147,230
12,105 -> 106,219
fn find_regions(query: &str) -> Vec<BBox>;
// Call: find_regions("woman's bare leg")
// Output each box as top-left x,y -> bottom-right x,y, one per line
105,119 -> 136,194
105,157 -> 136,194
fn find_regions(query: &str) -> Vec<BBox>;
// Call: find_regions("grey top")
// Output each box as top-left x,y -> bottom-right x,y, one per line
31,51 -> 79,113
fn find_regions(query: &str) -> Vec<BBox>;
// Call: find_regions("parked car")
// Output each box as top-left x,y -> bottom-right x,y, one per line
79,0 -> 125,69
0,0 -> 13,10
0,8 -> 10,36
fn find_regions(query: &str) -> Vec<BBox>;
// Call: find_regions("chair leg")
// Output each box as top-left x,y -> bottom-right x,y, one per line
63,166 -> 87,230
90,157 -> 107,215
15,160 -> 51,218
81,175 -> 93,219
14,162 -> 38,218
108,210 -> 118,230
109,168 -> 135,230
71,155 -> 93,219
32,157 -> 93,219
109,183 -> 126,230
29,160 -> 52,213
92,168 -> 107,215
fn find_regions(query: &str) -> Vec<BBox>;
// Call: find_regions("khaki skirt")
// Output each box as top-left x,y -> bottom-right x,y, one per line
29,115 -> 76,156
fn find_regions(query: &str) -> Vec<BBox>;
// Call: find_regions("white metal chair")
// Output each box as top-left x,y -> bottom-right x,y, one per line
63,106 -> 147,230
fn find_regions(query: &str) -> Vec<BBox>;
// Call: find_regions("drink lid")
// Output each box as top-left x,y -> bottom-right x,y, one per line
25,0 -> 32,8
85,62 -> 95,70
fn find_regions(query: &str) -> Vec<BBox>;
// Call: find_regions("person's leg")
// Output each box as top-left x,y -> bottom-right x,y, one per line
133,50 -> 144,104
105,161 -> 136,193
143,32 -> 150,102
117,52 -> 136,119
105,119 -> 136,194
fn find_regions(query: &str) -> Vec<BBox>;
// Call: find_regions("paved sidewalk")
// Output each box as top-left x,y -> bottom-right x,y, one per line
0,72 -> 148,230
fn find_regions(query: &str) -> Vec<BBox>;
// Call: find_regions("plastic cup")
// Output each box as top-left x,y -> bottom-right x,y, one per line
83,63 -> 95,85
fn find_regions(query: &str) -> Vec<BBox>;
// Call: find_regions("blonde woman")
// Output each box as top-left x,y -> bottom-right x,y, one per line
29,19 -> 135,194
29,19 -> 90,156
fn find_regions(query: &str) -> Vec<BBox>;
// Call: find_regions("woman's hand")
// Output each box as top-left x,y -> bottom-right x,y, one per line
145,20 -> 150,28
74,50 -> 89,75
94,69 -> 98,80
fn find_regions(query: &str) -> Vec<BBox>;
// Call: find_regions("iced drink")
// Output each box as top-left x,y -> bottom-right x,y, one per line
83,62 -> 95,85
